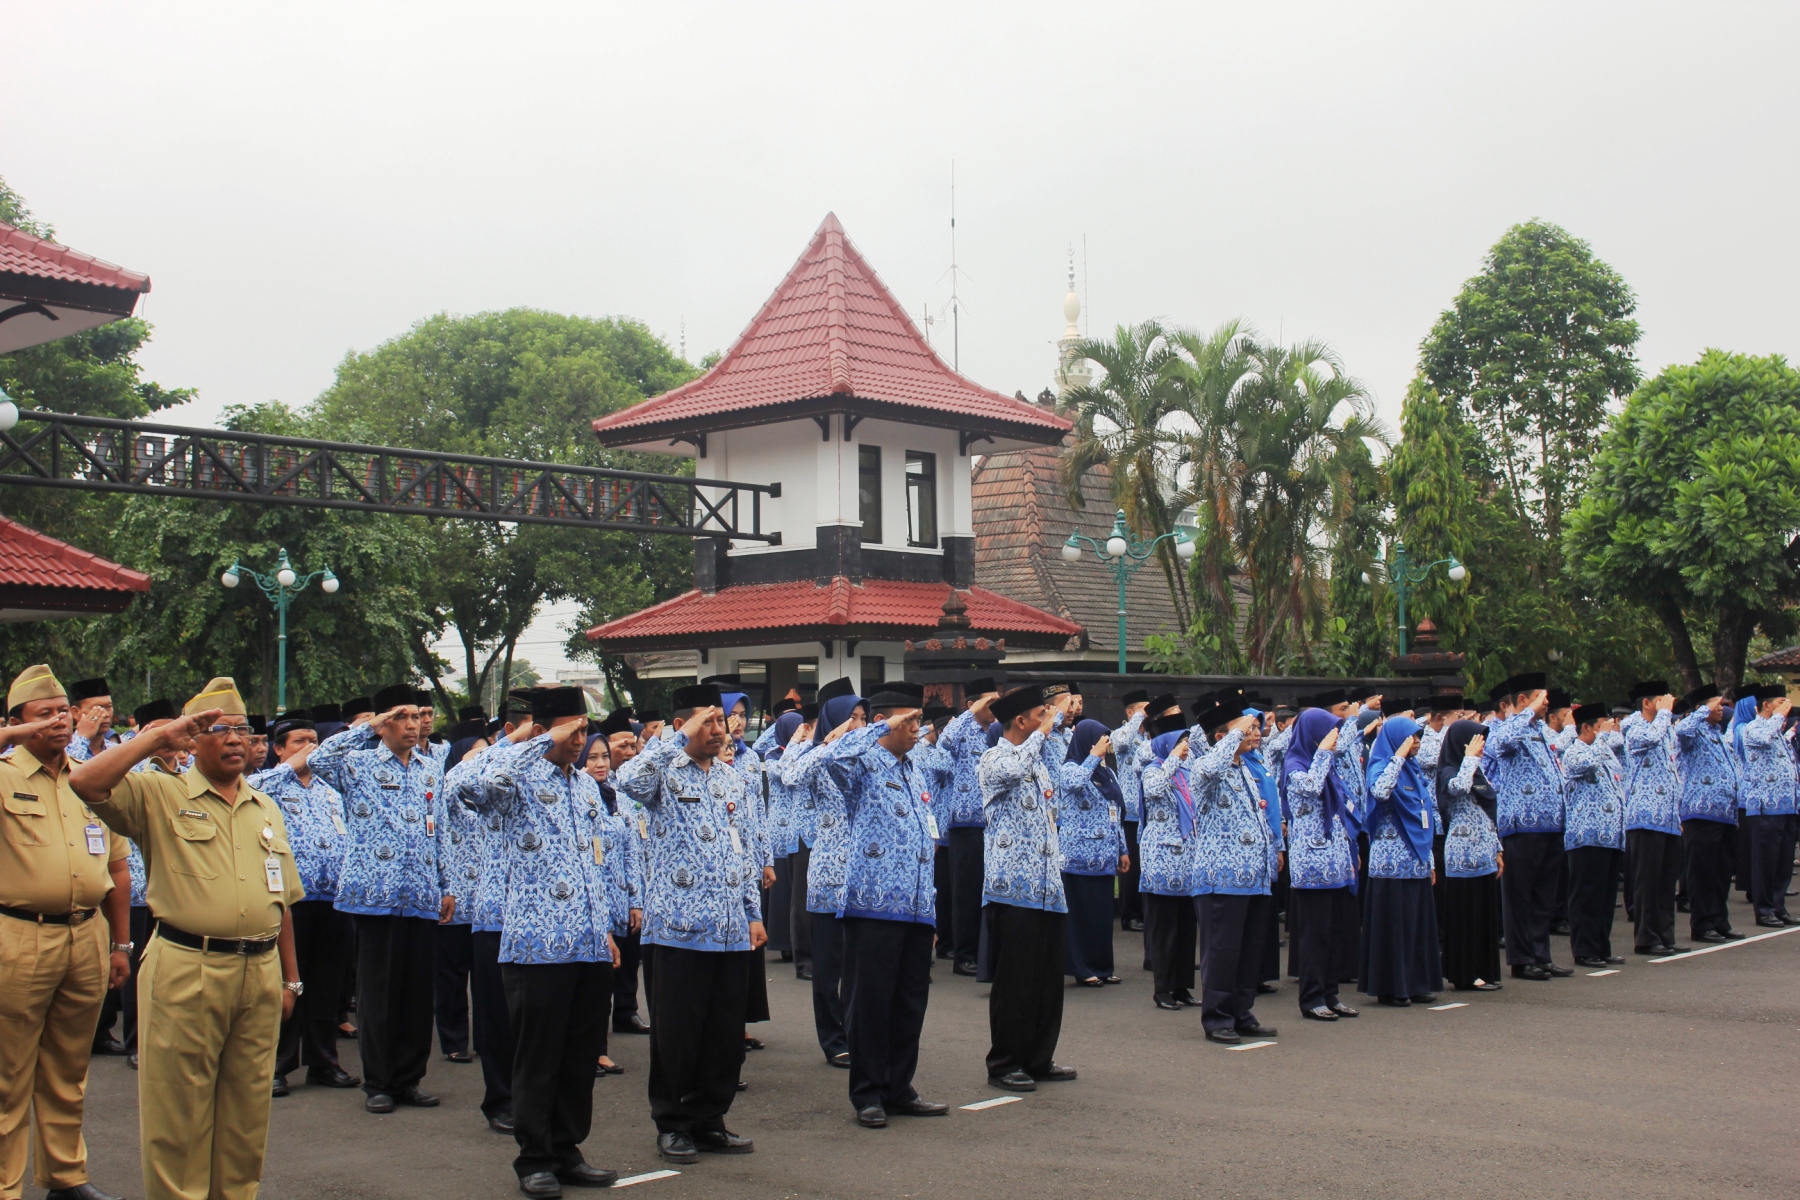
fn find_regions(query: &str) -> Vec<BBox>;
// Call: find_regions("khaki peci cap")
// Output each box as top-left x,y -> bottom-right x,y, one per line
7,664 -> 66,710
184,677 -> 247,718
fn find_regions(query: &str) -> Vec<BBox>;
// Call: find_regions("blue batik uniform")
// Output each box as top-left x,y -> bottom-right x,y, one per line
1416,726 -> 1445,773
126,842 -> 148,907
1138,750 -> 1200,897
1675,712 -> 1739,824
443,753 -> 508,933
1333,729 -> 1368,835
1624,710 -> 1682,835
909,739 -> 954,847
939,710 -> 990,829
1366,756 -> 1432,879
1440,756 -> 1501,878
760,727 -> 805,857
249,762 -> 348,901
1056,748 -> 1126,875
781,733 -> 875,915
470,735 -> 618,964
1484,712 -> 1565,837
1738,715 -> 1797,817
432,762 -> 485,924
613,730 -> 763,951
1187,728 -> 1279,895
1110,711 -> 1148,822
725,741 -> 773,871
1285,742 -> 1356,890
64,731 -> 121,763
978,732 -> 1066,913
597,799 -> 643,936
1561,739 -> 1626,852
310,727 -> 444,919
824,721 -> 938,924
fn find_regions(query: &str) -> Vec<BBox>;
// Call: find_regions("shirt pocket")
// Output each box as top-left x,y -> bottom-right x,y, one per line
168,811 -> 220,878
2,794 -> 49,845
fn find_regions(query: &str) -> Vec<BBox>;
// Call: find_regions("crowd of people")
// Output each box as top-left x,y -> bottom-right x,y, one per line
0,662 -> 1793,1200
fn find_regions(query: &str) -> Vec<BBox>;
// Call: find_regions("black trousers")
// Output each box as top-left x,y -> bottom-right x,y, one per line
788,845 -> 813,969
984,904 -> 1066,1079
1196,894 -> 1273,1033
1627,828 -> 1682,950
471,930 -> 516,1117
842,918 -> 933,1111
933,846 -> 955,955
810,911 -> 847,1059
503,960 -> 611,1177
120,906 -> 151,1054
1566,846 -> 1622,961
1746,813 -> 1799,920
433,922 -> 473,1056
277,900 -> 353,1078
1683,818 -> 1737,937
611,930 -> 642,1021
1290,886 -> 1351,1010
646,945 -> 748,1135
1118,821 -> 1144,925
1141,891 -> 1196,997
947,827 -> 985,966
1500,832 -> 1564,966
767,853 -> 793,955
352,913 -> 437,1096
1062,872 -> 1116,979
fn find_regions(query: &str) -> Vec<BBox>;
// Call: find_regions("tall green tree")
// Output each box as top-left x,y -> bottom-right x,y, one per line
1388,378 -> 1476,643
1324,433 -> 1390,676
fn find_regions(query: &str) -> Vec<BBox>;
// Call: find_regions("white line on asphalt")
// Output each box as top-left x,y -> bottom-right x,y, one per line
1649,924 -> 1800,963
1226,1040 -> 1277,1051
961,1096 -> 1023,1111
612,1170 -> 679,1188
1429,1002 -> 1468,1010
1587,969 -> 1619,976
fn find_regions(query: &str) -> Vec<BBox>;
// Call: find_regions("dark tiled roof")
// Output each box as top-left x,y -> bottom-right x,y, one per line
1751,646 -> 1800,670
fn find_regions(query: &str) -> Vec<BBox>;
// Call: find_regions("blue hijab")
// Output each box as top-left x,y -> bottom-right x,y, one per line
1067,719 -> 1124,812
1731,694 -> 1760,758
1147,726 -> 1195,838
1281,708 -> 1351,841
1365,715 -> 1433,865
764,711 -> 805,761
986,720 -> 1003,748
815,694 -> 864,744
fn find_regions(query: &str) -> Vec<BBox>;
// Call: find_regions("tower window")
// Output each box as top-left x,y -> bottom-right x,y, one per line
906,451 -> 938,547
859,445 -> 882,543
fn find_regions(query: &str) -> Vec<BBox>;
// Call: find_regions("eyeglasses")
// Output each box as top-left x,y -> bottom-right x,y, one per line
202,724 -> 254,737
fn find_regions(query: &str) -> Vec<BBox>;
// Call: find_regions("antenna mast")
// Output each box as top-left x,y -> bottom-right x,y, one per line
949,164 -> 961,371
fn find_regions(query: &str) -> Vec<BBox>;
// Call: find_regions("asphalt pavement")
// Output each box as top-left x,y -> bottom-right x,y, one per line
63,894 -> 1800,1200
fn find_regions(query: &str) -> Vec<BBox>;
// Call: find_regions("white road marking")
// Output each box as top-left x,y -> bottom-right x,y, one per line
1587,969 -> 1619,976
1226,1040 -> 1277,1051
612,1170 -> 679,1188
960,1096 -> 1023,1110
1649,924 -> 1800,962
1429,1001 -> 1469,1010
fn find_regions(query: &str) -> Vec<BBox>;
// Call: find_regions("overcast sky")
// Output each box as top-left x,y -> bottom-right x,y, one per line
6,1 -> 1797,674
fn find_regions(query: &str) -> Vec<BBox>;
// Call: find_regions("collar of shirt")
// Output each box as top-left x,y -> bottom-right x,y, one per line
7,745 -> 65,780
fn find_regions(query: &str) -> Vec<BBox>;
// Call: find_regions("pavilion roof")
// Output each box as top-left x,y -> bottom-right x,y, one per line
0,516 -> 151,621
0,221 -> 151,353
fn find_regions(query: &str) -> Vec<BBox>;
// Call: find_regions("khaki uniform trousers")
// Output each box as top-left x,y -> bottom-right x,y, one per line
137,937 -> 281,1200
0,915 -> 106,1198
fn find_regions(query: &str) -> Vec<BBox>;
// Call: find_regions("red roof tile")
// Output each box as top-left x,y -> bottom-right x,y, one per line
592,214 -> 1070,447
585,576 -> 1082,652
0,517 -> 151,619
0,221 -> 151,295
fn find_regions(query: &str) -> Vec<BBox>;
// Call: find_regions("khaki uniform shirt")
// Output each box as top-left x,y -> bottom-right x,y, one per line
88,767 -> 304,939
0,746 -> 128,915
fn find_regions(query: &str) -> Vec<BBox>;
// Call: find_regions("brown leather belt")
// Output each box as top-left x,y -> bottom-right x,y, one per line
157,922 -> 278,955
0,903 -> 96,925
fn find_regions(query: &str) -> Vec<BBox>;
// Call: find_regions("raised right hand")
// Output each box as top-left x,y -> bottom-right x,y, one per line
1467,734 -> 1486,758
1321,727 -> 1340,753
1654,694 -> 1675,713
163,709 -> 224,746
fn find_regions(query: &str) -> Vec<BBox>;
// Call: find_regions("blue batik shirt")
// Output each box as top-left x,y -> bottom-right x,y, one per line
249,762 -> 347,901
442,752 -> 509,933
1366,757 -> 1433,880
470,734 -> 618,964
978,731 -> 1067,913
1737,715 -> 1797,817
1110,711 -> 1148,822
597,799 -> 643,936
783,728 -> 884,914
1138,750 -> 1200,897
1187,728 -> 1280,895
1285,743 -> 1357,890
1416,725 -> 1445,773
1623,709 -> 1682,835
758,728 -> 805,857
939,709 -> 991,829
825,721 -> 939,925
613,730 -> 763,951
1561,736 -> 1626,851
433,761 -> 486,924
1485,712 -> 1565,837
910,739 -> 954,846
1675,711 -> 1739,824
1056,751 -> 1126,876
1440,756 -> 1501,877
310,727 -> 443,920
126,841 -> 147,907
1333,727 -> 1368,834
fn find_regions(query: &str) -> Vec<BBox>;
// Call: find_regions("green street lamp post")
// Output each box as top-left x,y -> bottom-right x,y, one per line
220,549 -> 340,714
1361,541 -> 1467,657
1061,509 -> 1196,675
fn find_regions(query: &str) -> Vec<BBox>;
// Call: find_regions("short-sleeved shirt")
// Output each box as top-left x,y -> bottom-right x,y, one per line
0,747 -> 129,914
87,766 -> 305,939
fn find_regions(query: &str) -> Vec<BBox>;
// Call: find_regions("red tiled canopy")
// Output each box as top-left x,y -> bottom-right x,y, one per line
0,221 -> 152,353
592,213 -> 1071,452
0,516 -> 151,621
586,577 -> 1083,653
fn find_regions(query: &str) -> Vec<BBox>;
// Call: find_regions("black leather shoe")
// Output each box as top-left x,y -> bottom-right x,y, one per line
92,1037 -> 128,1057
1698,931 -> 1729,943
1236,1023 -> 1277,1037
1378,995 -> 1412,1007
1720,930 -> 1747,940
488,1112 -> 516,1134
693,1129 -> 754,1154
306,1068 -> 361,1088
951,961 -> 978,976
889,1097 -> 949,1116
271,1076 -> 290,1098
1256,981 -> 1279,994
856,1105 -> 887,1128
365,1092 -> 396,1114
555,1164 -> 618,1188
1574,956 -> 1610,967
1512,964 -> 1552,981
395,1086 -> 440,1107
1033,1064 -> 1077,1082
796,965 -> 815,980
1543,964 -> 1573,977
735,1080 -> 748,1092
1783,915 -> 1800,926
657,1131 -> 698,1164
126,1053 -> 136,1070
46,1186 -> 124,1200
1756,916 -> 1787,928
518,1171 -> 562,1199
1153,992 -> 1181,1010
1327,1002 -> 1359,1017
613,1013 -> 651,1035
744,1036 -> 765,1051
989,1071 -> 1036,1091
1174,990 -> 1202,1007
445,1050 -> 475,1063
1302,1006 -> 1337,1021
1205,1028 -> 1241,1044
1603,955 -> 1625,964
828,1052 -> 851,1069
1549,921 -> 1571,935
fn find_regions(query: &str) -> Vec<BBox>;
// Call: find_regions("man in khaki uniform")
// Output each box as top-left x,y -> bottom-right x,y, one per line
72,678 -> 304,1200
0,665 -> 133,1200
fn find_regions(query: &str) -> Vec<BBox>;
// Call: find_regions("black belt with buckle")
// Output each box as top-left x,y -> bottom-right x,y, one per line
0,903 -> 96,925
158,923 -> 278,955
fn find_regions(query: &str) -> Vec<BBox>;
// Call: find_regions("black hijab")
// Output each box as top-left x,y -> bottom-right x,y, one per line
1434,719 -> 1496,821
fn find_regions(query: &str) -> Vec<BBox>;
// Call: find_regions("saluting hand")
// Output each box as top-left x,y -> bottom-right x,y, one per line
1654,694 -> 1675,714
1321,727 -> 1340,753
679,706 -> 717,740
1092,734 -> 1112,759
1171,737 -> 1191,761
1466,734 -> 1486,758
160,709 -> 223,748
791,723 -> 813,746
1398,735 -> 1419,758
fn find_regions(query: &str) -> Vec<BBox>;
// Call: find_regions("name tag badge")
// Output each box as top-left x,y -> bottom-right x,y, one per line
924,810 -> 940,841
592,835 -> 604,866
85,822 -> 106,855
331,811 -> 347,835
729,826 -> 742,854
426,814 -> 436,836
264,856 -> 284,893
637,816 -> 649,840
1108,805 -> 1119,823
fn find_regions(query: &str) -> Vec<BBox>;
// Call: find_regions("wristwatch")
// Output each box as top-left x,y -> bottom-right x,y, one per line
285,981 -> 305,996
110,942 -> 133,954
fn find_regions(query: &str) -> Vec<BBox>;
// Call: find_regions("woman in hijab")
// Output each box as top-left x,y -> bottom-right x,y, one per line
1058,719 -> 1129,986
759,709 -> 809,966
1282,708 -> 1361,1022
1437,720 -> 1503,991
1241,709 -> 1287,989
1360,717 -> 1443,1005
576,733 -> 634,1075
1136,712 -> 1202,1009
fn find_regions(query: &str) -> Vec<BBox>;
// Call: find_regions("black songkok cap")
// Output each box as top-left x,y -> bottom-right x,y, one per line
1345,684 -> 1381,703
1311,688 -> 1348,708
342,697 -> 375,719
772,697 -> 798,716
1121,689 -> 1149,707
636,708 -> 662,723
458,705 -> 487,722
372,683 -> 417,711
867,681 -> 926,710
1629,679 -> 1669,702
1675,683 -> 1720,714
245,714 -> 268,736
1572,703 -> 1608,727
965,676 -> 997,699
991,685 -> 1046,725
1508,672 -> 1548,696
309,701 -> 343,723
270,716 -> 316,741
1146,711 -> 1190,738
448,718 -> 485,741
671,683 -> 723,714
1546,688 -> 1573,711
134,698 -> 177,725
530,686 -> 587,723
1757,683 -> 1789,704
801,702 -> 820,721
1041,682 -> 1072,700
414,689 -> 434,709
1198,703 -> 1238,735
701,673 -> 741,687
596,707 -> 635,737
1429,694 -> 1464,713
69,677 -> 110,702
923,703 -> 955,722
817,677 -> 856,705
1148,693 -> 1180,715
